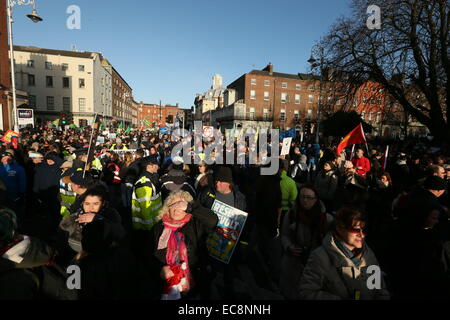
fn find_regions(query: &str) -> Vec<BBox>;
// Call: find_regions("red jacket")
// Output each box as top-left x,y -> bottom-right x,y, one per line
352,156 -> 371,176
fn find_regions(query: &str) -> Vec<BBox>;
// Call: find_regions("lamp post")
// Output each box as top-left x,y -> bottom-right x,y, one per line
7,0 -> 43,132
308,45 -> 324,144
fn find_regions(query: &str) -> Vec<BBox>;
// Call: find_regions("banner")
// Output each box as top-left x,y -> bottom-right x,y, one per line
206,200 -> 248,264
1,130 -> 20,143
17,109 -> 34,128
280,137 -> 293,156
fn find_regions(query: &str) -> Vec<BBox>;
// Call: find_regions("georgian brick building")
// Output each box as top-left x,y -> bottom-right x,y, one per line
136,102 -> 180,128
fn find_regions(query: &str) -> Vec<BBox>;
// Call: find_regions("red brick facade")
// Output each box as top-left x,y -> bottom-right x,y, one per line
136,102 -> 180,128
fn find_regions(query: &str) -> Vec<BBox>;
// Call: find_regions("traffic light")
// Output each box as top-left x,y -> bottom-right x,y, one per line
60,113 -> 67,125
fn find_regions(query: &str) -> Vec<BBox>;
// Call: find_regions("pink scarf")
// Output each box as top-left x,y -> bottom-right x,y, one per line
158,213 -> 193,294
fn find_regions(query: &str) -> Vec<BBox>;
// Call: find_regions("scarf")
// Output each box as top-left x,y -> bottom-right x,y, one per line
334,237 -> 363,267
158,213 -> 193,296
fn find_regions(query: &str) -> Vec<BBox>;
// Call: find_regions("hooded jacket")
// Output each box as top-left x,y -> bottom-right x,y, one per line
299,232 -> 390,300
160,169 -> 196,201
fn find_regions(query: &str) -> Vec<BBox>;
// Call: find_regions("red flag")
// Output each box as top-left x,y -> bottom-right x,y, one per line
379,145 -> 389,171
336,123 -> 367,155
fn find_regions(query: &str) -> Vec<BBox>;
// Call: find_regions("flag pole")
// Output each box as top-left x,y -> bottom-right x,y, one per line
84,113 -> 98,178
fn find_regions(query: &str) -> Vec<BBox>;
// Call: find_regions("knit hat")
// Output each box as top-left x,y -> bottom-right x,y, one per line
424,176 -> 447,191
69,171 -> 94,188
0,208 -> 17,247
215,166 -> 233,184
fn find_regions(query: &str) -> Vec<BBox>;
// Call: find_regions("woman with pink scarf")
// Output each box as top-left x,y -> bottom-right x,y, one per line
143,190 -> 218,300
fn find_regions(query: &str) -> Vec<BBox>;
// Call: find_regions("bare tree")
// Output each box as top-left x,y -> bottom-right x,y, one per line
317,0 -> 449,141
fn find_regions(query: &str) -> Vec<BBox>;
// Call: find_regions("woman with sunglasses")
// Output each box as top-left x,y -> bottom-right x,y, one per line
140,190 -> 218,300
194,161 -> 214,192
299,206 -> 390,300
279,184 -> 333,300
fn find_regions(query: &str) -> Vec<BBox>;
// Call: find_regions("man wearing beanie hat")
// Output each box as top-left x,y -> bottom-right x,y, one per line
159,156 -> 196,201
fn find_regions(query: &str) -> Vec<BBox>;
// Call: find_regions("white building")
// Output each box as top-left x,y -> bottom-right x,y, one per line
12,46 -> 113,126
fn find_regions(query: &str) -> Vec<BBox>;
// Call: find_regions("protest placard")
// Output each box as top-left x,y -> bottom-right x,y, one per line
206,200 -> 248,264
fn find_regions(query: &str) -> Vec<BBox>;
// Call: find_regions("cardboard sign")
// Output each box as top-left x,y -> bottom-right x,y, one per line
17,109 -> 34,128
206,200 -> 248,264
280,137 -> 293,156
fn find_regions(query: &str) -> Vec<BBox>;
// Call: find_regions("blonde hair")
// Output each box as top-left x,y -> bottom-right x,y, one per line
157,190 -> 194,221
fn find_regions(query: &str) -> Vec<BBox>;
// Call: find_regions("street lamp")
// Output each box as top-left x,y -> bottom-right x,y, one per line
308,46 -> 324,144
7,0 -> 43,132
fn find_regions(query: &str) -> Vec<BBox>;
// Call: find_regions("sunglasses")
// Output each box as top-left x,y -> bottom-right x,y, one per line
348,227 -> 366,234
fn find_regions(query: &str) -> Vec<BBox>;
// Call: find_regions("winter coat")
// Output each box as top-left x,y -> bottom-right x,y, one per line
279,201 -> 332,299
314,170 -> 338,201
0,236 -> 76,300
139,201 -> 218,299
0,162 -> 26,201
299,232 -> 390,300
59,205 -> 125,254
280,171 -> 298,212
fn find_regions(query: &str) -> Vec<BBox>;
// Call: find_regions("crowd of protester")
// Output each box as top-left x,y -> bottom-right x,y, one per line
0,125 -> 449,300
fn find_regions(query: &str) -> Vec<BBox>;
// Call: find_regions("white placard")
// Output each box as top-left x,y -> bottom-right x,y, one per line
17,109 -> 34,128
280,138 -> 293,156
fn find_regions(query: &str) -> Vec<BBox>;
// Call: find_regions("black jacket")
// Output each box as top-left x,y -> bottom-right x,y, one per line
138,201 -> 218,299
0,236 -> 76,300
160,169 -> 196,201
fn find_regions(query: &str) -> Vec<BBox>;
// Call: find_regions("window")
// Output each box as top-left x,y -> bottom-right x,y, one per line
308,94 -> 314,104
102,93 -> 105,104
328,96 -> 333,104
264,80 -> 270,86
45,62 -> 52,70
79,78 -> 85,89
46,76 -> 53,87
294,110 -> 299,122
46,96 -> 55,111
264,91 -> 270,101
336,98 -> 341,105
280,109 -> 286,122
363,97 -> 367,104
249,107 -> 255,120
79,65 -> 85,72
62,77 -> 70,88
369,112 -> 373,121
250,90 -> 256,100
28,74 -> 35,86
309,85 -> 315,91
295,94 -> 301,104
296,84 -> 302,90
79,98 -> 86,112
361,111 -> 366,120
307,109 -> 313,119
376,113 -> 381,123
27,60 -> 34,68
370,98 -> 375,105
282,82 -> 287,89
29,95 -> 36,108
281,93 -> 287,103
263,108 -> 269,120
251,79 -> 256,85
62,64 -> 68,71
63,97 -> 71,112
102,78 -> 105,87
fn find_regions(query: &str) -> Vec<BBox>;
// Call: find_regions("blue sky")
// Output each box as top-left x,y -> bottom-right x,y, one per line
12,0 -> 352,109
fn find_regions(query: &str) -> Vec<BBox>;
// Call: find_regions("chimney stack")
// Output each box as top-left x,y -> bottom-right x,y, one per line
262,62 -> 273,75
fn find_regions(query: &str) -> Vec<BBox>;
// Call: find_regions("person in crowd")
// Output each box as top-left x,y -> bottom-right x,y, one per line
299,206 -> 390,300
58,186 -> 126,264
139,191 -> 218,300
290,154 -> 309,186
314,161 -> 338,212
160,156 -> 196,201
280,159 -> 298,231
194,161 -> 214,192
384,200 -> 450,299
131,156 -> 162,232
110,138 -> 128,150
0,208 -> 76,300
280,184 -> 332,299
72,219 -> 144,299
351,149 -> 371,177
0,151 -> 26,219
